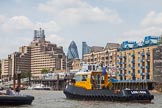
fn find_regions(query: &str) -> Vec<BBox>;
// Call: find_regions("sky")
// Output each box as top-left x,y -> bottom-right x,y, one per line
0,0 -> 162,59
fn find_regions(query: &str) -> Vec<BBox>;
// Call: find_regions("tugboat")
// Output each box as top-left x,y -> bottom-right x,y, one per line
63,66 -> 154,102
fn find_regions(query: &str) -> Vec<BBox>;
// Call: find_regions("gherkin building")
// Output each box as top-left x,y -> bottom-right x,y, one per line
67,41 -> 79,59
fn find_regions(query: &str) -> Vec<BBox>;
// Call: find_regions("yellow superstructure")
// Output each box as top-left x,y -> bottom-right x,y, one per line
74,71 -> 111,90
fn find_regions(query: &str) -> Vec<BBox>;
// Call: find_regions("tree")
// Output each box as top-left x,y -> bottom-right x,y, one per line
21,71 -> 31,78
41,68 -> 49,74
41,68 -> 49,80
21,71 -> 32,86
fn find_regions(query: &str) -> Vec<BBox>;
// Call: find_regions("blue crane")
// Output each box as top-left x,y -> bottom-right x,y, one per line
143,36 -> 160,46
119,41 -> 138,51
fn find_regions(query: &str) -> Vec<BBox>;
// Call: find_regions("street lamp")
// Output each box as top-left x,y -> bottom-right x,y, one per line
66,56 -> 67,74
13,52 -> 21,90
13,52 -> 17,90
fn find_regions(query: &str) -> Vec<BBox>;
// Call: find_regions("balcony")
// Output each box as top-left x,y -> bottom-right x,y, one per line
131,60 -> 135,64
118,67 -> 122,70
146,65 -> 150,69
131,54 -> 135,57
117,62 -> 122,65
141,53 -> 145,57
146,57 -> 150,62
140,72 -> 145,76
123,55 -> 126,58
123,68 -> 127,70
131,67 -> 135,70
131,72 -> 135,76
140,66 -> 145,69
118,56 -> 122,59
146,52 -> 150,56
123,61 -> 126,64
146,58 -> 150,62
140,59 -> 145,62
123,60 -> 126,64
123,73 -> 127,76
118,73 -> 122,76
146,72 -> 150,75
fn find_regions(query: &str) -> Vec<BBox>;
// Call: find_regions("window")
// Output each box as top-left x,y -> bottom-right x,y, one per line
88,65 -> 92,70
82,75 -> 87,81
128,64 -> 131,67
75,75 -> 81,81
128,71 -> 130,74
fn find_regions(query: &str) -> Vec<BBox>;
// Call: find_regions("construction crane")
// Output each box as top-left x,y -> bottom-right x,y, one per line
119,41 -> 138,51
143,36 -> 160,46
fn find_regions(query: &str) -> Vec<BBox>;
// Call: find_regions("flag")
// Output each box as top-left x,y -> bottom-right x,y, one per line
102,67 -> 107,75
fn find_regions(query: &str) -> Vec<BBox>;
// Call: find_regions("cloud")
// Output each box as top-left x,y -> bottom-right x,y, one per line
123,27 -> 162,37
2,16 -> 33,31
103,0 -> 127,3
38,0 -> 90,13
46,34 -> 71,53
0,35 -> 32,59
0,15 -> 6,24
34,21 -> 60,32
46,34 -> 65,44
38,0 -> 122,26
123,11 -> 162,40
141,11 -> 162,27
1,15 -> 59,32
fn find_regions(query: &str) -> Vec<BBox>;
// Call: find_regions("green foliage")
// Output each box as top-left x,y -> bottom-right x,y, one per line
41,68 -> 49,74
21,71 -> 31,78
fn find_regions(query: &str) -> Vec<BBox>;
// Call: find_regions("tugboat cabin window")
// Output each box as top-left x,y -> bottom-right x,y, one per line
75,75 -> 88,81
82,75 -> 87,81
75,75 -> 81,81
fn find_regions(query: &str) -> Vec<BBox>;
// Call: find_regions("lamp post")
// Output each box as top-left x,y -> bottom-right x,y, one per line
13,52 -> 16,90
8,55 -> 11,82
66,56 -> 67,74
17,66 -> 21,89
13,52 -> 21,90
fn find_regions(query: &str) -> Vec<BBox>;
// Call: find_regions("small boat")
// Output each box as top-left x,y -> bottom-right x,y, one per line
0,94 -> 34,105
27,84 -> 52,90
63,69 -> 154,102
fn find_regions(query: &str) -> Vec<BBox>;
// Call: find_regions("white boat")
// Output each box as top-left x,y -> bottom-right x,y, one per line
27,84 -> 52,90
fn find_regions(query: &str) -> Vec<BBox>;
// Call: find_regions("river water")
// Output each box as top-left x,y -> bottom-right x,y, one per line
2,90 -> 162,108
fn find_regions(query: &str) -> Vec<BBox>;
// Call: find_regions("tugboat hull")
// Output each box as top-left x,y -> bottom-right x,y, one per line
64,85 -> 154,102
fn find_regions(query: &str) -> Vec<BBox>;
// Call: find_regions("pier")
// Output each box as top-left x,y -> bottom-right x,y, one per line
30,79 -> 65,90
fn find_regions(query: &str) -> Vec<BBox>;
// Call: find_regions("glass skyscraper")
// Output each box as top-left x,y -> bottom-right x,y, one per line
67,41 -> 79,59
82,42 -> 90,59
